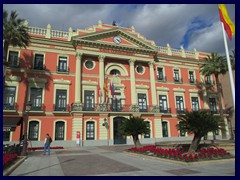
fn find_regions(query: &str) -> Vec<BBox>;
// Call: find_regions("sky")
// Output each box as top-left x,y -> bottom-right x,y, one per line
3,4 -> 235,55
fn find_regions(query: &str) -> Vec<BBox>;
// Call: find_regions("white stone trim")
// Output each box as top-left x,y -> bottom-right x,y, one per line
105,63 -> 128,76
83,58 -> 96,70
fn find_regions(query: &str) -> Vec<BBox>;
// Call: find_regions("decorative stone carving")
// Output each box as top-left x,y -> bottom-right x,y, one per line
71,102 -> 83,111
98,55 -> 105,62
150,105 -> 160,113
128,58 -> 136,65
130,104 -> 139,112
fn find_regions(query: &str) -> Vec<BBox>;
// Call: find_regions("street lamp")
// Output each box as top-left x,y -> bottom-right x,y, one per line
21,101 -> 32,156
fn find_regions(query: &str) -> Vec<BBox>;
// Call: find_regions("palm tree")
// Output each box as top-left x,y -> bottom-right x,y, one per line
176,110 -> 222,154
200,52 -> 227,139
230,49 -> 235,70
120,117 -> 150,148
3,9 -> 30,65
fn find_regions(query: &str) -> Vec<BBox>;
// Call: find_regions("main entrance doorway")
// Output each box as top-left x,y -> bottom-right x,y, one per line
113,117 -> 127,144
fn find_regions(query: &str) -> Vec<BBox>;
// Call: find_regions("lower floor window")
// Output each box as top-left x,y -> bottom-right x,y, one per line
3,131 -> 10,141
55,121 -> 65,140
28,121 -> 39,141
86,121 -> 95,140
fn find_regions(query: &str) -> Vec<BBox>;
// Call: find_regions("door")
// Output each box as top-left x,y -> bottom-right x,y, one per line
113,117 -> 126,144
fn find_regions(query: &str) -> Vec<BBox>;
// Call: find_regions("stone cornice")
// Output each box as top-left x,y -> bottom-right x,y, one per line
53,79 -> 71,85
30,37 -> 74,49
5,75 -> 21,82
82,80 -> 98,86
136,84 -> 149,90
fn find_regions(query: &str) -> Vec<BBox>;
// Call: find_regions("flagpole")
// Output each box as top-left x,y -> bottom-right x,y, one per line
221,22 -> 235,110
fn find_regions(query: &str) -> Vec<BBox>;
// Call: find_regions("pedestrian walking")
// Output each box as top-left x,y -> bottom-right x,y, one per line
43,133 -> 52,155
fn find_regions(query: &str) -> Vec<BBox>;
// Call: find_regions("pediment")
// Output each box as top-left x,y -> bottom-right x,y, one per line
72,28 -> 157,52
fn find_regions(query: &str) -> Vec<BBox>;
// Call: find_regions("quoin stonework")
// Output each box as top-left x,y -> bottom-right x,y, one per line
3,20 -> 230,147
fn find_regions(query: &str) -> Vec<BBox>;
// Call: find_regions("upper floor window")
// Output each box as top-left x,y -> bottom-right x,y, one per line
8,51 -> 19,67
84,90 -> 95,111
28,121 -> 39,141
55,121 -> 65,140
34,54 -> 45,70
57,56 -> 68,72
209,98 -> 217,114
55,89 -> 67,111
176,96 -> 184,114
189,71 -> 195,83
159,95 -> 168,113
110,69 -> 120,75
3,86 -> 16,110
86,121 -> 95,140
174,69 -> 180,82
191,97 -> 199,111
157,67 -> 164,81
206,75 -> 211,84
138,93 -> 148,112
30,88 -> 43,111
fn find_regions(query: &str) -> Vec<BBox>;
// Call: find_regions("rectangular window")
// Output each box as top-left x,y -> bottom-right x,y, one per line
3,86 -> 16,110
159,95 -> 168,113
144,122 -> 150,138
8,51 -> 19,67
162,122 -> 168,137
30,88 -> 43,111
179,122 -> 186,137
84,90 -> 95,111
28,121 -> 39,141
86,122 -> 95,140
206,75 -> 211,84
189,71 -> 194,83
34,54 -> 44,70
138,93 -> 148,112
58,56 -> 68,72
157,67 -> 164,80
176,96 -> 184,114
174,69 -> 180,82
55,89 -> 67,111
55,122 -> 65,140
209,98 -> 217,114
191,97 -> 199,111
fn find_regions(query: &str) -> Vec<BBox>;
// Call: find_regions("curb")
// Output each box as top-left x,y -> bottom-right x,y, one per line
124,151 -> 235,166
3,156 -> 27,176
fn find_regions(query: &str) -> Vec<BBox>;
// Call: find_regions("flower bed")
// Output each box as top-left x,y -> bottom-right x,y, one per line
127,145 -> 232,162
28,146 -> 64,151
3,153 -> 18,167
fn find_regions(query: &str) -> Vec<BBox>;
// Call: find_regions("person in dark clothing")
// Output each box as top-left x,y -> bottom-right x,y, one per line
43,133 -> 52,155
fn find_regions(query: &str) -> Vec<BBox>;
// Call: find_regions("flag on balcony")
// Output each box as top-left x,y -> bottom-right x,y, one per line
97,81 -> 101,97
104,82 -> 108,96
218,4 -> 235,40
110,82 -> 115,97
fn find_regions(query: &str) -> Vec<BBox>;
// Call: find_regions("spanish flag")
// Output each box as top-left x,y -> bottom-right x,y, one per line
218,4 -> 235,40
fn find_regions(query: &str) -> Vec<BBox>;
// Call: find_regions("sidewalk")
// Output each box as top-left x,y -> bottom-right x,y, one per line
9,145 -> 235,176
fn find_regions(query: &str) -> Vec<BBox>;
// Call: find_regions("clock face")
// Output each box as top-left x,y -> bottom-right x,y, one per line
113,36 -> 121,44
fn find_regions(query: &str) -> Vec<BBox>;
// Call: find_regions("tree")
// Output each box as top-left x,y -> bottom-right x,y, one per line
3,9 -> 30,65
120,117 -> 150,148
230,49 -> 235,70
200,52 -> 228,138
176,110 -> 222,154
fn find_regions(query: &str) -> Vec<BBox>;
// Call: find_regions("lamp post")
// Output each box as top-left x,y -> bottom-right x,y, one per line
21,101 -> 32,156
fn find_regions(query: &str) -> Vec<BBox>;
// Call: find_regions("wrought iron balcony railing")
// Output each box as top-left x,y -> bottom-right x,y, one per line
53,104 -> 70,112
3,103 -> 18,111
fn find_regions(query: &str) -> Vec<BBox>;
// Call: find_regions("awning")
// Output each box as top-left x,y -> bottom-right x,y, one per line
3,117 -> 23,131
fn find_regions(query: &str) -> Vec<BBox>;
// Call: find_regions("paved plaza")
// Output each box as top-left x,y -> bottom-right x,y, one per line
9,145 -> 235,176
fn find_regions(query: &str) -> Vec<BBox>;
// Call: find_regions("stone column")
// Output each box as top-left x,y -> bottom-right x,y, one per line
99,55 -> 105,104
148,61 -> 158,112
129,59 -> 138,111
72,52 -> 83,111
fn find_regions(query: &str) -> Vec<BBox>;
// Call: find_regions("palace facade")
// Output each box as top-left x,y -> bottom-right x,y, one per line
3,20 -> 229,147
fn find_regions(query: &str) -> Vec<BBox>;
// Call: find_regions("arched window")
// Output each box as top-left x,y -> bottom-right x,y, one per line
28,121 -> 39,141
55,121 -> 65,140
162,121 -> 168,137
86,121 -> 95,140
110,69 -> 120,75
144,121 -> 151,138
179,121 -> 186,137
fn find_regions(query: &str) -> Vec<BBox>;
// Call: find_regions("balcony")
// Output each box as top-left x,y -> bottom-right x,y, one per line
160,108 -> 171,114
3,103 -> 18,111
56,66 -> 69,73
53,104 -> 70,114
8,60 -> 19,68
29,104 -> 46,112
176,108 -> 187,114
33,64 -> 46,70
